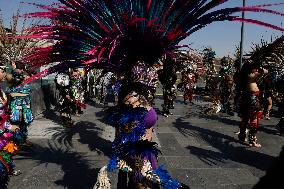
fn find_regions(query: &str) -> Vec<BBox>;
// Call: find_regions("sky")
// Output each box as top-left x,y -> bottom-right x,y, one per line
0,0 -> 283,57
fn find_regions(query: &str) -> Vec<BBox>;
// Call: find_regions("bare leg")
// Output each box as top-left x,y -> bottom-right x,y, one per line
265,97 -> 272,120
249,117 -> 261,148
238,117 -> 248,144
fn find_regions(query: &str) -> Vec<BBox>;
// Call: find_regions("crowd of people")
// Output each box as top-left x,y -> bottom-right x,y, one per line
1,0 -> 284,189
2,51 -> 284,189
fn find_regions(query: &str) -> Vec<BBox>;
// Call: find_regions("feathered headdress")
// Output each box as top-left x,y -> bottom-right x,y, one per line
130,61 -> 158,87
18,0 -> 284,84
247,35 -> 284,69
241,35 -> 284,93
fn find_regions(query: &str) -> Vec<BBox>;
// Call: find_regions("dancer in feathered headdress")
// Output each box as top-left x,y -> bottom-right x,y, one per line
181,65 -> 197,105
18,0 -> 284,188
236,35 -> 284,144
158,57 -> 177,117
69,68 -> 86,115
237,36 -> 284,142
6,61 -> 34,147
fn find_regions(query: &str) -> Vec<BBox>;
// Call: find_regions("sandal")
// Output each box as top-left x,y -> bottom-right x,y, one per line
249,142 -> 262,148
265,110 -> 271,120
249,136 -> 261,148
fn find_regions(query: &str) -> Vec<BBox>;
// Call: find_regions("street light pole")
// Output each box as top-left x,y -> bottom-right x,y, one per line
239,0 -> 246,71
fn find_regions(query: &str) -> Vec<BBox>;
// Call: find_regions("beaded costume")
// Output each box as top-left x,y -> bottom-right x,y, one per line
55,72 -> 74,126
8,69 -> 33,144
70,69 -> 86,114
181,69 -> 197,104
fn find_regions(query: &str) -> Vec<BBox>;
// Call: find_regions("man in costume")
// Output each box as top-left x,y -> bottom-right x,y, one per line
55,71 -> 74,127
70,68 -> 85,116
259,76 -> 273,120
158,58 -> 177,117
181,66 -> 197,105
237,63 -> 268,147
100,71 -> 116,107
86,68 -> 95,99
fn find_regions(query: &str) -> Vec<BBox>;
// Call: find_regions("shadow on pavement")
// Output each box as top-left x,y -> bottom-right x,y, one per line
15,141 -> 100,189
195,113 -> 240,126
258,125 -> 279,136
252,145 -> 284,189
45,121 -> 112,157
86,99 -> 105,109
42,109 -> 63,125
13,119 -> 112,188
173,117 -> 274,171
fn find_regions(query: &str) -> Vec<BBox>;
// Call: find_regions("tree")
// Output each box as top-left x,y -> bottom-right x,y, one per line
202,47 -> 216,68
0,10 -> 48,68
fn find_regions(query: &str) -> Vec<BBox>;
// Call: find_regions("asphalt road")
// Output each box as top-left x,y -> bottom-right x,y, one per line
8,93 -> 284,189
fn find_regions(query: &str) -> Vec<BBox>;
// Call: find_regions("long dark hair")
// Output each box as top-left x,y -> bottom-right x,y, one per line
235,62 -> 258,92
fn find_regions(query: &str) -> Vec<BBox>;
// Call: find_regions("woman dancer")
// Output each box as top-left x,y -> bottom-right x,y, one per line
105,61 -> 182,188
7,61 -> 33,147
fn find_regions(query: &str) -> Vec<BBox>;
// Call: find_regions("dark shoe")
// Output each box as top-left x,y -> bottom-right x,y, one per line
227,111 -> 235,116
238,133 -> 246,144
11,170 -> 21,176
238,127 -> 248,144
180,183 -> 190,189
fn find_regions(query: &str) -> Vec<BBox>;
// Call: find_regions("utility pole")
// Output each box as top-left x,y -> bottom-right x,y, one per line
239,0 -> 246,71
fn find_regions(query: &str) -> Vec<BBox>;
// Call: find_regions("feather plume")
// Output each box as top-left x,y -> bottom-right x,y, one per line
15,0 -> 284,81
